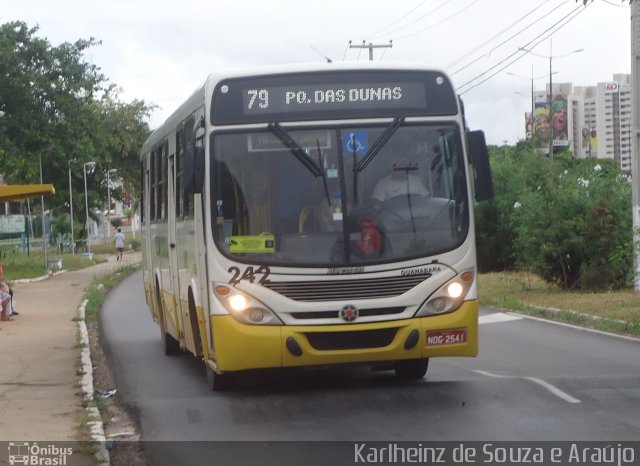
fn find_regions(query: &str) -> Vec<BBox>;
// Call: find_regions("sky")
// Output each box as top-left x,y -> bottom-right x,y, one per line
1,0 -> 632,145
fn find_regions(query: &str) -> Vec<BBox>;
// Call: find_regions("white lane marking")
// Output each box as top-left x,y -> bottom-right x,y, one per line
473,370 -> 581,404
513,313 -> 640,343
525,377 -> 582,404
478,313 -> 523,325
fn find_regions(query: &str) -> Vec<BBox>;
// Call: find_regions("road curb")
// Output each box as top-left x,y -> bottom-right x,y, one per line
12,269 -> 65,284
78,298 -> 111,466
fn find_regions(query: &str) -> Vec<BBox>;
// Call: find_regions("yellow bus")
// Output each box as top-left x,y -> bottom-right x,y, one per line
140,62 -> 493,390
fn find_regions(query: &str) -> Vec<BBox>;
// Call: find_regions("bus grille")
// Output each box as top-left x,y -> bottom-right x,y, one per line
263,273 -> 430,302
289,307 -> 406,320
304,328 -> 399,350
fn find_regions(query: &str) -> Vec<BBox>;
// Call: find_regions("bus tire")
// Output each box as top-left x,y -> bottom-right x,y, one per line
394,358 -> 429,380
188,291 -> 203,357
156,283 -> 180,356
206,365 -> 236,391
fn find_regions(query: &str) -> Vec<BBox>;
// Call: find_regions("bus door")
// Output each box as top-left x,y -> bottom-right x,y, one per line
143,166 -> 158,321
167,153 -> 186,345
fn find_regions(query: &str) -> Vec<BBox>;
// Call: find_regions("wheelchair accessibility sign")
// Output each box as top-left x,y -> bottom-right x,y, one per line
343,131 -> 367,156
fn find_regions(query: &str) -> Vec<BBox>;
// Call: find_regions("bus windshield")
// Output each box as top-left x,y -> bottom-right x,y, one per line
211,123 -> 469,267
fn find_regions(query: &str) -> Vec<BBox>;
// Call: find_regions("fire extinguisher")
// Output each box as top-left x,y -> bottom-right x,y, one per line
358,217 -> 381,255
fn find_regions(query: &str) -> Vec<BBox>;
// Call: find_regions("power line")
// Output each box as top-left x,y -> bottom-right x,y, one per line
310,44 -> 333,63
447,0 -> 561,70
342,42 -> 350,61
367,0 -> 453,40
451,0 -> 569,76
457,3 -> 589,95
391,0 -> 482,41
457,7 -> 586,95
363,0 -> 429,39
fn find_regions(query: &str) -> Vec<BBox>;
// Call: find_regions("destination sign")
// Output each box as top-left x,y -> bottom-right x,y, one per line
242,82 -> 426,116
211,70 -> 458,124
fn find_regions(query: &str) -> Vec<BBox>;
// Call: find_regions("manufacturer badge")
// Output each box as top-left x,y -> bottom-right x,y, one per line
340,304 -> 359,322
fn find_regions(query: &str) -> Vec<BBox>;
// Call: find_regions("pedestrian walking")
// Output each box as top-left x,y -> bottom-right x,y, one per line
114,228 -> 125,261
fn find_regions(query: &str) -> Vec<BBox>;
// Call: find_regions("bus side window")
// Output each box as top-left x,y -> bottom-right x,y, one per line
161,141 -> 168,220
140,161 -> 145,224
184,115 -> 195,218
150,147 -> 156,221
176,126 -> 185,218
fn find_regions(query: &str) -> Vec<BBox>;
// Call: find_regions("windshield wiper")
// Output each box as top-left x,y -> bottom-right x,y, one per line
268,122 -> 324,177
316,138 -> 331,207
354,117 -> 404,172
351,116 -> 404,204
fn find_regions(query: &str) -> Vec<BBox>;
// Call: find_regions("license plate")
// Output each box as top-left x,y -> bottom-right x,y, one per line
426,328 -> 467,346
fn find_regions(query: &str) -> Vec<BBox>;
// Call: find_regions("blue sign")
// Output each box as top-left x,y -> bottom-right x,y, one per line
343,131 -> 367,156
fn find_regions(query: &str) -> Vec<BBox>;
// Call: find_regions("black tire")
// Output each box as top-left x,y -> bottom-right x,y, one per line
206,365 -> 236,391
395,358 -> 429,380
188,292 -> 203,357
156,284 -> 180,356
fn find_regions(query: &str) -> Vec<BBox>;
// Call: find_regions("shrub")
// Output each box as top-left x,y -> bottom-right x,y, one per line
512,157 -> 632,290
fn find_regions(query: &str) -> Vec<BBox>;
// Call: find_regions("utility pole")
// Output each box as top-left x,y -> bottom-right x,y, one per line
39,153 -> 48,271
630,2 -> 640,291
549,40 -> 554,160
349,40 -> 392,61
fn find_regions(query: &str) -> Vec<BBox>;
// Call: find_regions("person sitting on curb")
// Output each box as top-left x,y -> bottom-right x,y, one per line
1,280 -> 17,318
0,280 -> 12,324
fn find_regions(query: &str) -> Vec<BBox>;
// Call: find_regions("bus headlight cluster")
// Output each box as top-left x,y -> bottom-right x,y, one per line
214,285 -> 282,325
415,269 -> 474,317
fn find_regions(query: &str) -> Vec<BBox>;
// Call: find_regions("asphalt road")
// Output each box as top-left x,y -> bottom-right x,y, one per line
102,271 -> 640,464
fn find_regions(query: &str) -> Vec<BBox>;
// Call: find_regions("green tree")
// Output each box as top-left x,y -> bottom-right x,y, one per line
512,157 -> 632,290
0,21 -> 153,226
475,139 -> 547,272
476,142 -> 633,290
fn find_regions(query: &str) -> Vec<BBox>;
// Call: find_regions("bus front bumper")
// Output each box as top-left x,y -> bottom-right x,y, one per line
211,300 -> 478,372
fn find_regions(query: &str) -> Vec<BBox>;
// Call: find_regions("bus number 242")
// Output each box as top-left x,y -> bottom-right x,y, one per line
227,266 -> 271,285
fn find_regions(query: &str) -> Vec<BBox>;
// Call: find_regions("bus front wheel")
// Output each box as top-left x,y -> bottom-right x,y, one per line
156,284 -> 180,356
206,365 -> 236,391
394,358 -> 429,380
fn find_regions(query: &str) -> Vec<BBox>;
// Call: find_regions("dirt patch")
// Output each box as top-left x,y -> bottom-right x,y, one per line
87,321 -> 148,465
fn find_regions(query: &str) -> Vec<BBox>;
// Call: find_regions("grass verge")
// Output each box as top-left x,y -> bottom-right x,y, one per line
2,251 -> 108,279
76,263 -> 140,446
479,271 -> 640,337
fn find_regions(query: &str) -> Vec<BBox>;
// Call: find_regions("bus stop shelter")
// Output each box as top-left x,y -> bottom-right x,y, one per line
0,184 -> 56,202
0,183 -> 57,273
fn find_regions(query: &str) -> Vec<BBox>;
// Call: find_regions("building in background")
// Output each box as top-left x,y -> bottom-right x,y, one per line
527,73 -> 632,172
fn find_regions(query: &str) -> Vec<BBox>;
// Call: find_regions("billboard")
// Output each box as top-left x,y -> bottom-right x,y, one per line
603,81 -> 619,94
533,102 -> 550,142
551,94 -> 569,148
581,127 -> 598,156
525,112 -> 533,138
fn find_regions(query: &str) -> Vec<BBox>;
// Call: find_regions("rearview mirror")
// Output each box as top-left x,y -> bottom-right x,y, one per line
467,130 -> 494,202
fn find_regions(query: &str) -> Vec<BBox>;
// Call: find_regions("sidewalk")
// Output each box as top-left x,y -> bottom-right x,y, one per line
0,252 -> 141,446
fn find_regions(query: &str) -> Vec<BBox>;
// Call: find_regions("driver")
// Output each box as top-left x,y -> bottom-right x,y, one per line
372,155 -> 429,202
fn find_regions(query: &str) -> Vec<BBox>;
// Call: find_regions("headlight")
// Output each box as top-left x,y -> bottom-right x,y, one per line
214,284 -> 283,325
415,268 -> 474,317
228,294 -> 249,312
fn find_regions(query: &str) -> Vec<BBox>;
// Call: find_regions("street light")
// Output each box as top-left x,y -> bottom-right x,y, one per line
68,160 -> 76,254
83,161 -> 96,253
106,168 -> 117,239
519,41 -> 584,158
